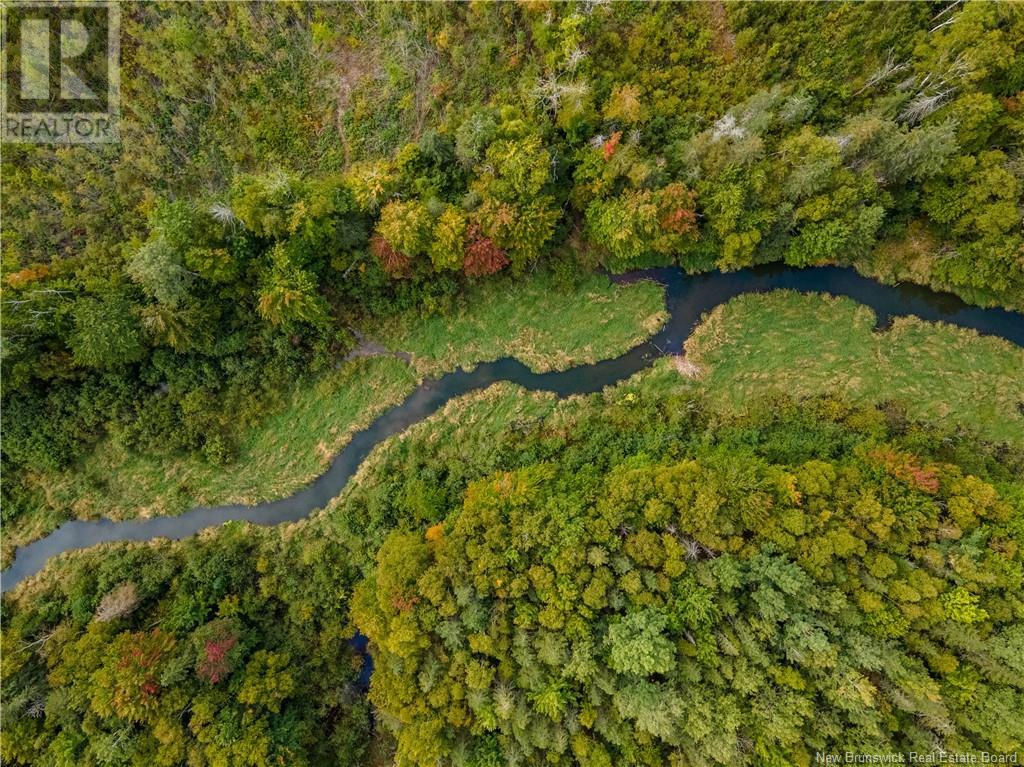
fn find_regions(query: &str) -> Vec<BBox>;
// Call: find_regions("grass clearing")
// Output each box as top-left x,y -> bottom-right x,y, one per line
372,271 -> 668,375
685,291 -> 1024,445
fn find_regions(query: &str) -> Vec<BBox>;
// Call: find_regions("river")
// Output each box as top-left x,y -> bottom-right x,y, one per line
2,264 -> 1022,593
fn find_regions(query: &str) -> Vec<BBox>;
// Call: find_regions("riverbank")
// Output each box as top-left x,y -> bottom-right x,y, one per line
4,265 -> 1023,590
686,291 -> 1024,445
2,271 -> 666,563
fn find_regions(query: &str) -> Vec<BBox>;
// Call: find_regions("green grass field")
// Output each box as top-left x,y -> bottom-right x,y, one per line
372,271 -> 668,375
685,291 -> 1024,444
3,272 -> 664,562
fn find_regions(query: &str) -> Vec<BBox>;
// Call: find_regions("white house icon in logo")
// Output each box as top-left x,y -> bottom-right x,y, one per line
19,18 -> 98,100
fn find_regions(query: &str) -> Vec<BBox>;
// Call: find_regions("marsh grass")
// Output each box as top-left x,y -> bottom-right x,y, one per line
686,291 -> 1024,444
371,271 -> 668,375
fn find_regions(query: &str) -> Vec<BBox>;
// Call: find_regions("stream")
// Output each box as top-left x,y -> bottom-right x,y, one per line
3,263 -> 1023,595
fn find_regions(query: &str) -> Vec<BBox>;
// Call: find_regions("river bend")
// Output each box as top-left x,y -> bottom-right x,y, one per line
3,265 -> 1022,593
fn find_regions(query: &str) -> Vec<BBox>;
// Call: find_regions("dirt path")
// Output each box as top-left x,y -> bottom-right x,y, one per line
342,327 -> 412,364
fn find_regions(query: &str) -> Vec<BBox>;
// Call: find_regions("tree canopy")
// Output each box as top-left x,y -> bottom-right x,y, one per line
352,402 -> 1024,766
2,3 -> 1023,764
4,2 -> 1024,526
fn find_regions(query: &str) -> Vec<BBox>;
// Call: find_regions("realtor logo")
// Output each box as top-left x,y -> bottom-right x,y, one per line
2,1 -> 119,143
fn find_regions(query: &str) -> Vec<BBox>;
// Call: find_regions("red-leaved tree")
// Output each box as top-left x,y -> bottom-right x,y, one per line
463,225 -> 509,277
602,131 -> 622,161
370,233 -> 412,277
196,621 -> 240,684
867,447 -> 941,494
656,182 -> 698,235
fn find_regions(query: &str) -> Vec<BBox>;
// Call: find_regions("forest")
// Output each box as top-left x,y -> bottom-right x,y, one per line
5,383 -> 1024,764
2,2 -> 1023,766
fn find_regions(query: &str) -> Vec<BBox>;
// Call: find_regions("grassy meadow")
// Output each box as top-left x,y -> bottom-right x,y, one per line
371,271 -> 668,375
685,291 -> 1024,444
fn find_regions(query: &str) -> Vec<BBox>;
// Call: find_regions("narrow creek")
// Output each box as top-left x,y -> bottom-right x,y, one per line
3,264 -> 1023,594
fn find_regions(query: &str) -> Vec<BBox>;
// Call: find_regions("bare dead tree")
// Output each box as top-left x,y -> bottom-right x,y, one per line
94,581 -> 141,622
854,49 -> 911,96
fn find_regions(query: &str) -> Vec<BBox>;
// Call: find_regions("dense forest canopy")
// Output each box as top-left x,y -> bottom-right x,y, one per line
355,433 -> 1024,766
2,2 -> 1024,766
2,526 -> 372,766
4,389 -> 1023,765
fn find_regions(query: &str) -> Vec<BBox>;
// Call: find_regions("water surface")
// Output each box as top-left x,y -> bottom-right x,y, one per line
3,265 -> 1022,592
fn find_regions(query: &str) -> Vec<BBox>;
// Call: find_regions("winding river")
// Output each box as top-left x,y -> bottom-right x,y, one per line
3,264 -> 1023,594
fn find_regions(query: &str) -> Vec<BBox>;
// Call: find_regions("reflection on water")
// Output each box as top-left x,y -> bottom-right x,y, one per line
3,265 -> 1022,593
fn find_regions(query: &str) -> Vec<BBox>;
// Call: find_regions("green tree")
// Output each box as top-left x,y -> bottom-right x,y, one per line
231,170 -> 303,238
70,293 -> 147,369
376,198 -> 433,259
607,609 -> 676,676
256,244 -> 329,328
429,206 -> 467,271
127,236 -> 193,307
